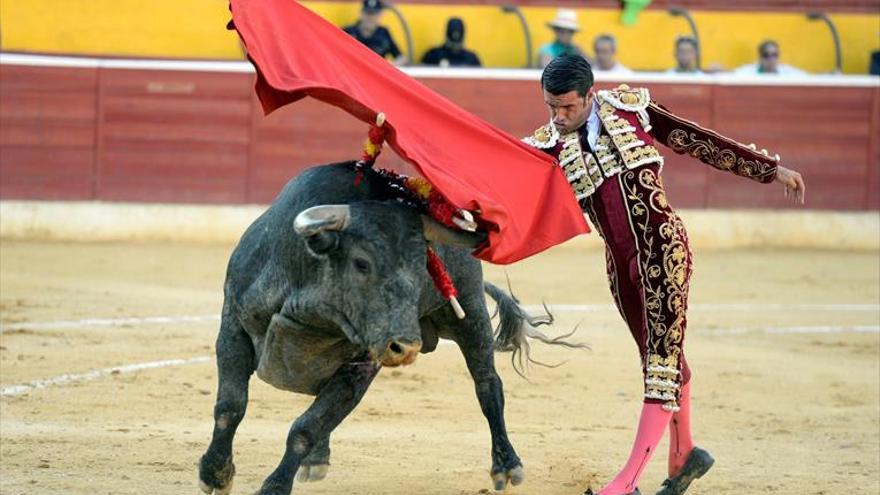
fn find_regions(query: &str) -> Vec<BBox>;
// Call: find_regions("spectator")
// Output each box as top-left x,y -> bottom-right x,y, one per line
734,40 -> 806,76
343,0 -> 407,65
421,18 -> 481,67
592,34 -> 632,75
538,9 -> 585,68
871,50 -> 880,76
666,36 -> 702,74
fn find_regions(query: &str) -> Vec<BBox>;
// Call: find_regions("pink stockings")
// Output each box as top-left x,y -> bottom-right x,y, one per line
668,380 -> 695,477
596,403 -> 672,495
597,381 -> 695,495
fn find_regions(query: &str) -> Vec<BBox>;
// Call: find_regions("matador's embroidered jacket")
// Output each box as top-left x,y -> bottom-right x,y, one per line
523,85 -> 779,204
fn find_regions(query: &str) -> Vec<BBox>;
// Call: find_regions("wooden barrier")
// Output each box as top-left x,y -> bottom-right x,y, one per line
1,55 -> 878,210
0,65 -> 99,200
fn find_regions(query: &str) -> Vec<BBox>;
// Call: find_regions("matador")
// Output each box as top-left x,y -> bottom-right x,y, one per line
523,55 -> 806,495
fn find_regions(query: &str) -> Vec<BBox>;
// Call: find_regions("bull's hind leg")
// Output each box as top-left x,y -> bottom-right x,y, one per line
256,360 -> 379,495
452,300 -> 524,491
199,316 -> 255,495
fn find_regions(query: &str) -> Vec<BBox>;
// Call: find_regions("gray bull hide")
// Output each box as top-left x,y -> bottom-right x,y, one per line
198,162 -> 580,495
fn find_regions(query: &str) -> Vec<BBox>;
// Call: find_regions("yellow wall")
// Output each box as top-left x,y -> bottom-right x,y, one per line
2,0 -> 878,74
0,0 -> 243,59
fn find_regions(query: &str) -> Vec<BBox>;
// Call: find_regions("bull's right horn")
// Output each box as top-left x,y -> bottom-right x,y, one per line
294,205 -> 352,237
422,216 -> 487,249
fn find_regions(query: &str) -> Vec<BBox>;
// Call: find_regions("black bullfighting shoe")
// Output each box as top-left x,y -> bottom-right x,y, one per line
655,446 -> 715,495
584,488 -> 642,495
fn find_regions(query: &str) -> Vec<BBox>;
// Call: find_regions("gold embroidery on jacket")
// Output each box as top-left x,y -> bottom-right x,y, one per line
597,85 -> 651,112
667,128 -> 775,181
605,117 -> 637,136
611,131 -> 643,150
599,101 -> 663,172
621,145 -> 662,167
559,132 -> 603,200
522,123 -> 560,149
595,135 -> 622,176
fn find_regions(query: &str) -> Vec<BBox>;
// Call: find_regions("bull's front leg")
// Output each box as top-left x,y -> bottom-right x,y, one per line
296,435 -> 331,482
199,316 -> 255,495
257,359 -> 379,495
454,300 -> 524,491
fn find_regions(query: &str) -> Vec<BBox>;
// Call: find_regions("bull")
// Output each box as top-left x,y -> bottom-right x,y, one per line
197,162 -> 579,495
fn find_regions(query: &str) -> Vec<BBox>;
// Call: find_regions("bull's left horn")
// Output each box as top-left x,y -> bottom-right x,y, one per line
294,205 -> 352,237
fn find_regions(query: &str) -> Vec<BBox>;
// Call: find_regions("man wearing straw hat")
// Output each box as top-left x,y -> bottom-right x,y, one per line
538,8 -> 586,68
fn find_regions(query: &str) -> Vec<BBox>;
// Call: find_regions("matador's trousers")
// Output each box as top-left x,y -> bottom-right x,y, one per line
582,165 -> 693,412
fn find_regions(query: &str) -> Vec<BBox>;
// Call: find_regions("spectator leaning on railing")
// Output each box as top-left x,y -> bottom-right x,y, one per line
734,40 -> 806,76
421,18 -> 481,67
343,0 -> 407,66
592,34 -> 633,75
538,9 -> 586,68
666,36 -> 702,74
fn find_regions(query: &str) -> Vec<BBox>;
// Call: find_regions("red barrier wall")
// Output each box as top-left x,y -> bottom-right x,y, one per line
2,62 -> 878,210
1,65 -> 99,200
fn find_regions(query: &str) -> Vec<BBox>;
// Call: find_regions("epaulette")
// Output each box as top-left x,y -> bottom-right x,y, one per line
521,122 -> 560,149
596,84 -> 651,113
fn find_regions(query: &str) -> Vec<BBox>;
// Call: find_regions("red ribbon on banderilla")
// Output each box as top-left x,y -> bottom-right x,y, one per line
358,113 -> 471,319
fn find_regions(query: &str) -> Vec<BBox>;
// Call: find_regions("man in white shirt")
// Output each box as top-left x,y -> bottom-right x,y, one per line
665,36 -> 702,75
592,34 -> 633,75
734,40 -> 806,76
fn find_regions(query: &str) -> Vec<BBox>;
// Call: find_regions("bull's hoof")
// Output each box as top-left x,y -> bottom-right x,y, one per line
491,465 -> 525,491
200,478 -> 233,495
198,455 -> 235,495
296,463 -> 329,482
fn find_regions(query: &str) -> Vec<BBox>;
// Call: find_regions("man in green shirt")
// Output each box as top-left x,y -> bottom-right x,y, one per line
538,9 -> 586,68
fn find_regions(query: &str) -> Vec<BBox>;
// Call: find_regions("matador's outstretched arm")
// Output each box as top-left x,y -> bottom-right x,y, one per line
646,102 -> 779,184
646,102 -> 805,203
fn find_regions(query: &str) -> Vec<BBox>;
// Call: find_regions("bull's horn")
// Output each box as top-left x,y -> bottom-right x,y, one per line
294,205 -> 352,237
422,216 -> 487,249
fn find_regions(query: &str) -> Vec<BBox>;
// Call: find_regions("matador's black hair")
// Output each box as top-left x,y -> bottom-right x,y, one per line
540,54 -> 594,97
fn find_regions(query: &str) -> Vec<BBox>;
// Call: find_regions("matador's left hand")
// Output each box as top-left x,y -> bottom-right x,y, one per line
774,165 -> 806,205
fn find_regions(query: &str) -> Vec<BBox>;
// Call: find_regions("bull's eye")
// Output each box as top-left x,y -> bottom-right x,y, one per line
352,257 -> 372,275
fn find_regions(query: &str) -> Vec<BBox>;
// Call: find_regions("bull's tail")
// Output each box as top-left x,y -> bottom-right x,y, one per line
483,280 -> 588,378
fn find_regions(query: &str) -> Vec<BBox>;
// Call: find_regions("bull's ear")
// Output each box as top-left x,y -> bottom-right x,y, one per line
305,231 -> 339,256
421,216 -> 487,249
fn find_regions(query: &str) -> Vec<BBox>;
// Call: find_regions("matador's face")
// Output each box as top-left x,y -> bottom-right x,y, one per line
543,89 -> 591,135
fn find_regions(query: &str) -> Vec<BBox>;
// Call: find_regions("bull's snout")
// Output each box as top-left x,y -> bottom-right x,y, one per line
377,340 -> 422,367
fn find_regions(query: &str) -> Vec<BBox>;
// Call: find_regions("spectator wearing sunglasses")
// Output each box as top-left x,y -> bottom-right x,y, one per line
735,40 -> 806,76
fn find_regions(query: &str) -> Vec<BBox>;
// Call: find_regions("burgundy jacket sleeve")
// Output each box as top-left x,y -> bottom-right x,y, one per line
646,102 -> 778,184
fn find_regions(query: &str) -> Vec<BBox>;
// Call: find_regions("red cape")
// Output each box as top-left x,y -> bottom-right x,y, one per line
229,0 -> 589,264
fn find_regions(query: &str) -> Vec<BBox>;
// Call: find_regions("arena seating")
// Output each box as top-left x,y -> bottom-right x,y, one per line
0,0 -> 877,73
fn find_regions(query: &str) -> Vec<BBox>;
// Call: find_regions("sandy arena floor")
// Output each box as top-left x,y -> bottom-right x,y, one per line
0,239 -> 878,495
